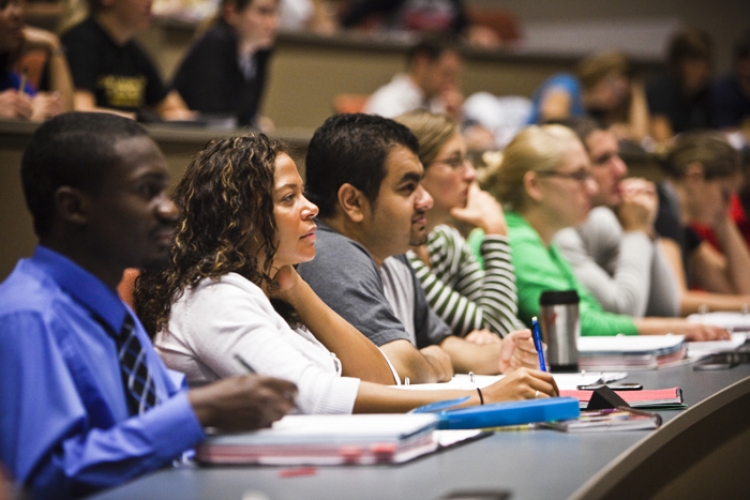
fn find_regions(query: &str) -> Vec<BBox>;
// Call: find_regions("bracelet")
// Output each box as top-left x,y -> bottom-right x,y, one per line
476,387 -> 484,405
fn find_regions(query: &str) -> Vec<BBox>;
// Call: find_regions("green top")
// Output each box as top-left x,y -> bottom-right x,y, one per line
503,211 -> 638,336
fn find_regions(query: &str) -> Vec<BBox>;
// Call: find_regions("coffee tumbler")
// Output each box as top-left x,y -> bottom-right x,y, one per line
539,290 -> 580,372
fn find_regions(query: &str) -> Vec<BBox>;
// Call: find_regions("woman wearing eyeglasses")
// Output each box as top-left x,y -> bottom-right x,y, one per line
395,111 -> 528,345
483,124 -> 729,340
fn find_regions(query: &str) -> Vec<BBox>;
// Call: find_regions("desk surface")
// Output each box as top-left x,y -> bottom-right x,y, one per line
89,364 -> 750,500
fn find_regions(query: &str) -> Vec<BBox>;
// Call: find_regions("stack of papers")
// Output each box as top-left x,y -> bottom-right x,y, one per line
577,335 -> 686,370
686,333 -> 748,362
196,414 -> 440,465
540,407 -> 662,433
394,372 -> 627,392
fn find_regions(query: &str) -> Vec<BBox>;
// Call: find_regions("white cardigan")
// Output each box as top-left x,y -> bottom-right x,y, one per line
155,273 -> 360,414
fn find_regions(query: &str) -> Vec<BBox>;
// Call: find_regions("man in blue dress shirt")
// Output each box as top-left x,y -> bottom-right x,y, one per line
0,112 -> 297,499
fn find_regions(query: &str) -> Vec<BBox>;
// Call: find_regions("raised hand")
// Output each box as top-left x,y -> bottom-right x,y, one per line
617,178 -> 657,233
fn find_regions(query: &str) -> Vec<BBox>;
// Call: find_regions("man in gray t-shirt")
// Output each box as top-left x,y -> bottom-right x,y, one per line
299,114 -> 539,384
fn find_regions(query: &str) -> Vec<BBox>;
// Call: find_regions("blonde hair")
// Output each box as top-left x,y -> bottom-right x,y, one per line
394,110 -> 459,167
483,124 -> 580,211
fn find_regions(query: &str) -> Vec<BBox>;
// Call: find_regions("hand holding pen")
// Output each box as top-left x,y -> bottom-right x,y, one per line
235,354 -> 301,412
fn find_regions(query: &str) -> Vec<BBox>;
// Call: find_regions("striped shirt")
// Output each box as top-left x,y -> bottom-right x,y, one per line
407,225 -> 526,338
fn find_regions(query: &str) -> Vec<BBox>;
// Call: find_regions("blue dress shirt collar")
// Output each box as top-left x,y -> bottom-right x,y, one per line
32,245 -> 129,335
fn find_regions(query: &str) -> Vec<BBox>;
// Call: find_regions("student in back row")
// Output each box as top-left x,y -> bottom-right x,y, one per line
172,0 -> 280,128
298,113 -> 541,384
0,0 -> 73,121
62,0 -> 194,120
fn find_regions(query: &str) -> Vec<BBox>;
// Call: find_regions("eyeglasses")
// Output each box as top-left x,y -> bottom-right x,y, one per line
431,155 -> 470,170
537,169 -> 593,183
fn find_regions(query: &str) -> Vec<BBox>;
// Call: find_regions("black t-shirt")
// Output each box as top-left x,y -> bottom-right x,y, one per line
711,74 -> 750,129
172,20 -> 271,127
61,18 -> 169,112
646,72 -> 712,134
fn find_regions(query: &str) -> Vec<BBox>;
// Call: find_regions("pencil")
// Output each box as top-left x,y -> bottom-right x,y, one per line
18,69 -> 27,94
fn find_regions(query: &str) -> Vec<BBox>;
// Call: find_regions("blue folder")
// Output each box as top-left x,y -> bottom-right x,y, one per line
415,397 -> 581,430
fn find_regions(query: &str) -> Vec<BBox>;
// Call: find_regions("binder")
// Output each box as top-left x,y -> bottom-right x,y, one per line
560,387 -> 685,410
195,414 -> 440,465
415,397 -> 581,430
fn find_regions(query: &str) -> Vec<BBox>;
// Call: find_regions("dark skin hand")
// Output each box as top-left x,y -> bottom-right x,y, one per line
188,375 -> 298,432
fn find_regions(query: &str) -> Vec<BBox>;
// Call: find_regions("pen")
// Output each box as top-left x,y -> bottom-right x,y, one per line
235,354 -> 301,412
234,353 -> 257,373
18,70 -> 27,94
531,316 -> 547,372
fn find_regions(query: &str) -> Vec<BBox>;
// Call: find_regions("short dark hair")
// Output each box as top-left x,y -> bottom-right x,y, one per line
544,117 -> 603,152
407,36 -> 458,65
305,113 -> 420,218
667,130 -> 739,180
21,112 -> 149,237
668,28 -> 712,68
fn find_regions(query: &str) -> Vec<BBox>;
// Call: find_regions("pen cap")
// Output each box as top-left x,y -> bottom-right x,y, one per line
539,290 -> 580,372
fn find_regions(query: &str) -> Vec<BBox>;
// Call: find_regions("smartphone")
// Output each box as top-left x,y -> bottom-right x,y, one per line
441,491 -> 511,500
577,382 -> 643,391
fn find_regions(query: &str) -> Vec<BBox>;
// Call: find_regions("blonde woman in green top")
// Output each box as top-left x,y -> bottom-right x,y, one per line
483,124 -> 728,340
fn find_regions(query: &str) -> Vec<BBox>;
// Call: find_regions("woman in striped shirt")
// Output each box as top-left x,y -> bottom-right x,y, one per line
395,111 -> 528,343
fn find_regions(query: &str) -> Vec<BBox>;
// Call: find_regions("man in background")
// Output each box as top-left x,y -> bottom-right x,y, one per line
364,38 -> 463,121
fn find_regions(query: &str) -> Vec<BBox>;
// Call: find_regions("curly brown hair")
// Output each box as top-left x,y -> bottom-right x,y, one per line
135,133 -> 295,336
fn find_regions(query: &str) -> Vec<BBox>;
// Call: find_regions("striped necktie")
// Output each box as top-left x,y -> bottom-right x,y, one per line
117,314 -> 157,415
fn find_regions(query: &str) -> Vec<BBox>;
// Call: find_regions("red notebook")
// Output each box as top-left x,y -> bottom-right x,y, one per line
560,387 -> 684,410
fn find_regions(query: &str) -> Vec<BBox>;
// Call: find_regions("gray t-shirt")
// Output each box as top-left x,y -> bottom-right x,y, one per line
298,221 -> 452,348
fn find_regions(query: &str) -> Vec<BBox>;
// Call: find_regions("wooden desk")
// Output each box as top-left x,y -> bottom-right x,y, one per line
88,364 -> 750,500
0,119 -> 312,281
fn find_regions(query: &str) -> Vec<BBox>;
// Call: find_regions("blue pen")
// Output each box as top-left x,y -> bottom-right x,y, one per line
531,316 -> 547,372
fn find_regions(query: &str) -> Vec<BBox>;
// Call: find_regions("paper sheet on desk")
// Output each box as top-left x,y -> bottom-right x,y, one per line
687,312 -> 750,332
393,372 -> 627,391
686,333 -> 747,362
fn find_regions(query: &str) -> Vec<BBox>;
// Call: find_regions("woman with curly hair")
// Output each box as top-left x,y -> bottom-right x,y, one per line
136,133 -> 558,414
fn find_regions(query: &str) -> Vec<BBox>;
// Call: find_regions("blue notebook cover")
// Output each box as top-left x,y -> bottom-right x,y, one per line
416,397 -> 581,430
